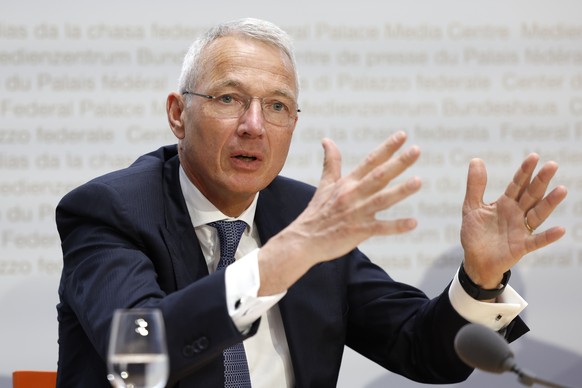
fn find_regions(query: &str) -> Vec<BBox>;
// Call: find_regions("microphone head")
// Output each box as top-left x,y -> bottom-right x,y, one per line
454,323 -> 516,374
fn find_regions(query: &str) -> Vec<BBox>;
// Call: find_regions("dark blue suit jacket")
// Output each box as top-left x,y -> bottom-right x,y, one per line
56,145 -> 526,387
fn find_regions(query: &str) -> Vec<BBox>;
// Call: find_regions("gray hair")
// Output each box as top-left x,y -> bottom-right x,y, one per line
178,18 -> 299,95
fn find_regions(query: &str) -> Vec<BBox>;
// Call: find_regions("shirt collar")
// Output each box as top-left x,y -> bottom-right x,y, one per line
178,165 -> 258,231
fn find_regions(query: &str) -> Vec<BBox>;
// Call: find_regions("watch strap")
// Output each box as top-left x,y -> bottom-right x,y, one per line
458,263 -> 511,301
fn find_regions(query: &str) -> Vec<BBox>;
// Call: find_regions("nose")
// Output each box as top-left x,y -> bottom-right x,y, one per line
237,98 -> 265,137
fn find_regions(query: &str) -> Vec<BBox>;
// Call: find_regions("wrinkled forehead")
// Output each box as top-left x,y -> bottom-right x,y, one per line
196,35 -> 298,96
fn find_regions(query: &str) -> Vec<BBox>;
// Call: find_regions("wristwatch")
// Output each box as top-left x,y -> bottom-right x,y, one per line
458,263 -> 511,300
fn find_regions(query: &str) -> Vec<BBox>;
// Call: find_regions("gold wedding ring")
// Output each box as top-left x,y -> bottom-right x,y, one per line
524,216 -> 535,233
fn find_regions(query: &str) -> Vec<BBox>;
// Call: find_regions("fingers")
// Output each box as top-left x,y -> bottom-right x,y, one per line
527,225 -> 567,252
371,217 -> 419,236
336,176 -> 421,240
367,176 -> 422,218
350,131 -> 409,180
505,154 -> 565,232
346,130 -> 420,199
524,185 -> 568,231
504,153 -> 539,201
310,131 -> 421,239
357,145 -> 421,198
517,160 -> 558,211
317,131 -> 420,202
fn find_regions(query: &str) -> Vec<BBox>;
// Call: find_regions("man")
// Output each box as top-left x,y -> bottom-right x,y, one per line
55,18 -> 567,387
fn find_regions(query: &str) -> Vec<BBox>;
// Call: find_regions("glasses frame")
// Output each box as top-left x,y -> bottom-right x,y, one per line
182,91 -> 300,127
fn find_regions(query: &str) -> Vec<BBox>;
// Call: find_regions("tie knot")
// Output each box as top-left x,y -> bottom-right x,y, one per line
208,220 -> 247,270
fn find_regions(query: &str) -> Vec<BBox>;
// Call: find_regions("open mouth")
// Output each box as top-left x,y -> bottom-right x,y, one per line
234,155 -> 258,161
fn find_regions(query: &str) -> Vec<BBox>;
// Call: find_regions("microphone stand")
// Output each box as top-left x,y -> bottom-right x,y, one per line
454,323 -> 578,388
511,365 -> 576,388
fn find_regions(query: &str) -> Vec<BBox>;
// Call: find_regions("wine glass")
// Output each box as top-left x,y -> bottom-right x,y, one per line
107,308 -> 169,388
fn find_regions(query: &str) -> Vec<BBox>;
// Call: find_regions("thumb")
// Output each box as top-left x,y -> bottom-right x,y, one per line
464,158 -> 487,213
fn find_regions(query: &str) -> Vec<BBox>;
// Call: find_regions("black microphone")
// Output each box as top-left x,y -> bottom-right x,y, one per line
454,323 -> 577,388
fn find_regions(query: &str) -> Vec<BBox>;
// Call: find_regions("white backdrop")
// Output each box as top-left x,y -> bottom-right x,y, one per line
1,1 -> 581,387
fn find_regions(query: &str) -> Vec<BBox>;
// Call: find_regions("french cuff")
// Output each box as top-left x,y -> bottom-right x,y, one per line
449,268 -> 528,331
224,248 -> 286,332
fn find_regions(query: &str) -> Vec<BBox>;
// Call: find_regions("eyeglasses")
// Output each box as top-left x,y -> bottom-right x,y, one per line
182,91 -> 300,128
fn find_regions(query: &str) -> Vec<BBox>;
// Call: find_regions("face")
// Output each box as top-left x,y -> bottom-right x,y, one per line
167,35 -> 298,216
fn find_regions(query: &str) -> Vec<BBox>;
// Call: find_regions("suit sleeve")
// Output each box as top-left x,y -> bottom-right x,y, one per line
342,248 -> 527,384
56,180 -> 258,385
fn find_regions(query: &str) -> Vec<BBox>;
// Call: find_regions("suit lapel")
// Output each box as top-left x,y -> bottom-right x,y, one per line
160,153 -> 209,290
255,181 -> 311,385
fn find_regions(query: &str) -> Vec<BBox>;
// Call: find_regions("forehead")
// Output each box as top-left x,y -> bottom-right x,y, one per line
197,35 -> 297,96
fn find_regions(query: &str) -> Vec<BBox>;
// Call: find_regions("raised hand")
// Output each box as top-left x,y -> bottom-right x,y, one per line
295,132 -> 421,259
460,153 -> 568,289
259,131 -> 422,295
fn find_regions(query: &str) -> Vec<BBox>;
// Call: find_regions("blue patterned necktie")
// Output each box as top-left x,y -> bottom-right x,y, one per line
208,220 -> 252,388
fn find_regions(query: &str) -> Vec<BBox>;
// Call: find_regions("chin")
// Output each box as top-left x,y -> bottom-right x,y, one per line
232,173 -> 275,190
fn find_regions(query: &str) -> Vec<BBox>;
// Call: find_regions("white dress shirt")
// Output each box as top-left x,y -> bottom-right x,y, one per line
179,167 -> 294,387
178,166 -> 527,387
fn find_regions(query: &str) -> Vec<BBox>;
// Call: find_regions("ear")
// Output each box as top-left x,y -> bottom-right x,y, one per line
167,92 -> 185,139
291,114 -> 299,132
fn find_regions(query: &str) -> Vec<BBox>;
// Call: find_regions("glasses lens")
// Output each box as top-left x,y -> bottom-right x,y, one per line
200,94 -> 297,127
262,99 -> 297,127
202,95 -> 243,119
263,110 -> 291,127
